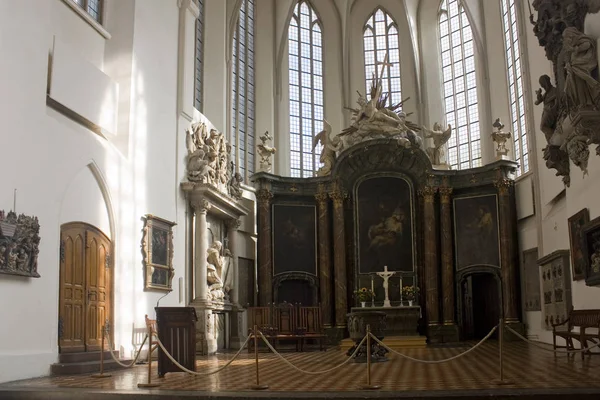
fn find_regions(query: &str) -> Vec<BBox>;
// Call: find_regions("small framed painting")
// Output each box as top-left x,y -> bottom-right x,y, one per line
582,216 -> 600,287
568,208 -> 589,281
142,215 -> 176,291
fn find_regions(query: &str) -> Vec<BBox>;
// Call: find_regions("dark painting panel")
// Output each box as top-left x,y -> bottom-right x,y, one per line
522,248 -> 541,311
272,204 -> 316,276
454,195 -> 500,269
357,177 -> 414,274
151,228 -> 169,266
568,208 -> 589,281
582,216 -> 600,286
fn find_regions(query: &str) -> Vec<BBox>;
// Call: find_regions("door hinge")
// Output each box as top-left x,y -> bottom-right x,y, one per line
59,240 -> 65,263
58,316 -> 64,339
105,253 -> 111,269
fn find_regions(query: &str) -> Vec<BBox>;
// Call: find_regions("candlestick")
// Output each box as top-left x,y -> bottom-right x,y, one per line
400,277 -> 403,305
370,275 -> 375,306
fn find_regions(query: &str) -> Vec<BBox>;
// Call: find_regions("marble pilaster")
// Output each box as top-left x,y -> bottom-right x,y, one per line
256,188 -> 273,306
439,185 -> 459,342
495,178 -> 519,323
315,186 -> 332,327
420,186 -> 439,331
330,185 -> 348,328
191,199 -> 210,304
227,218 -> 245,348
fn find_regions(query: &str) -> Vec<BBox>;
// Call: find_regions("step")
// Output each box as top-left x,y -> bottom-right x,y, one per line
340,336 -> 427,351
51,358 -> 133,376
58,351 -> 112,364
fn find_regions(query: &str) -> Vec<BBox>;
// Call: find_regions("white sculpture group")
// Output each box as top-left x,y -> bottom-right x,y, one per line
206,240 -> 233,302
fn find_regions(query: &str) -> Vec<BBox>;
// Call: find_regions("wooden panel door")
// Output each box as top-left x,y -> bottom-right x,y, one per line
59,223 -> 111,353
59,226 -> 86,352
85,229 -> 111,351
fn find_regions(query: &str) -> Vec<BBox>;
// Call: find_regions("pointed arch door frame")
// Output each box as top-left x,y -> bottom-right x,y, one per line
58,222 -> 113,353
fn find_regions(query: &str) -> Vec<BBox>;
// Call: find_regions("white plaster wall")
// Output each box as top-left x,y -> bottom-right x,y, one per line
0,0 -> 184,383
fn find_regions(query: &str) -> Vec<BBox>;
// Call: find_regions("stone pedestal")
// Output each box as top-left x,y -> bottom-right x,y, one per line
346,311 -> 388,363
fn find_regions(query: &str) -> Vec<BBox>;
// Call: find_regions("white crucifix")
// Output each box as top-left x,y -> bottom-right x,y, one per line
375,53 -> 393,83
376,265 -> 396,308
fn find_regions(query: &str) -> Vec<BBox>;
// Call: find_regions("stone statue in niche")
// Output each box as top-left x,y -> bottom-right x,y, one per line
206,241 -> 232,301
185,121 -> 232,191
562,27 -> 600,113
0,210 -> 41,278
312,120 -> 343,176
257,131 -> 276,172
422,122 -> 452,167
536,75 -> 560,142
491,118 -> 511,158
227,161 -> 243,200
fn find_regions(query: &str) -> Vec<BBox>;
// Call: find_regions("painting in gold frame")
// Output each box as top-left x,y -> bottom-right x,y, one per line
142,214 -> 176,292
567,208 -> 589,281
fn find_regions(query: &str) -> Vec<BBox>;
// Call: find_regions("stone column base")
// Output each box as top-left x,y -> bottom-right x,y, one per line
229,308 -> 247,350
503,321 -> 525,342
435,324 -> 460,343
325,326 -> 346,346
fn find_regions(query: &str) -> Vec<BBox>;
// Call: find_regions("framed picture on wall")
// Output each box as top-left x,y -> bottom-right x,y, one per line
142,214 -> 176,292
568,208 -> 589,281
582,216 -> 600,287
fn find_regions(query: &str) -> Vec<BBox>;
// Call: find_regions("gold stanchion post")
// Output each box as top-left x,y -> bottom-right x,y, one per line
360,324 -> 381,390
91,325 -> 112,378
493,318 -> 512,385
138,322 -> 160,388
250,324 -> 268,390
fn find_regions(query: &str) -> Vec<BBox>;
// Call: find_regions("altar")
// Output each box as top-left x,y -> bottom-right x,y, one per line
350,306 -> 420,336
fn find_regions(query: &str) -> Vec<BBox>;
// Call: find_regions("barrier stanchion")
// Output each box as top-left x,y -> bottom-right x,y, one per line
360,325 -> 380,390
250,325 -> 268,390
138,323 -> 160,388
493,318 -> 512,385
91,325 -> 112,378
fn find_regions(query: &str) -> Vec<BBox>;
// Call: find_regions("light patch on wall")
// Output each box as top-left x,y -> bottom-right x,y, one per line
49,36 -> 119,135
515,176 -> 534,220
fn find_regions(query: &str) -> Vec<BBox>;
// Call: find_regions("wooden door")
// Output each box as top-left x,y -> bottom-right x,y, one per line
59,223 -> 112,353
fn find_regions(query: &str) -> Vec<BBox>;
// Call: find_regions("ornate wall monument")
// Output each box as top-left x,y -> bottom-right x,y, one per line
252,76 -> 523,343
0,210 -> 41,278
530,0 -> 600,185
181,121 -> 249,354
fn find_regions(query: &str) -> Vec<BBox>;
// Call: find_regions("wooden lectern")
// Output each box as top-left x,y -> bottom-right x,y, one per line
155,307 -> 197,377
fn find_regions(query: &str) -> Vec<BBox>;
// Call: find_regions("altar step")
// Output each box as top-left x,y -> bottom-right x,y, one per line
340,336 -> 427,352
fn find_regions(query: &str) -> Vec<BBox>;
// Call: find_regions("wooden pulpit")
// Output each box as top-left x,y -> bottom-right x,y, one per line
154,307 -> 197,377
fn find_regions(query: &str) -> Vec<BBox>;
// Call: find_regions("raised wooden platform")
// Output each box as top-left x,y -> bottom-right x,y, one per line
341,336 -> 427,352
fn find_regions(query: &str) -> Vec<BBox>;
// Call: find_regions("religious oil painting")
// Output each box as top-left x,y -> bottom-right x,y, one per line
142,214 -> 176,291
453,194 -> 500,270
356,176 -> 414,274
582,216 -> 600,287
568,208 -> 589,281
272,204 -> 317,276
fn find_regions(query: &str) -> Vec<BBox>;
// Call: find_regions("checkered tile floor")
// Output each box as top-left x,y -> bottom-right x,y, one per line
3,342 -> 600,392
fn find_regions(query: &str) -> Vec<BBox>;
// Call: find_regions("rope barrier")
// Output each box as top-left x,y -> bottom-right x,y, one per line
258,331 -> 368,375
370,324 -> 498,364
505,325 -> 600,355
154,333 -> 253,376
103,330 -> 149,368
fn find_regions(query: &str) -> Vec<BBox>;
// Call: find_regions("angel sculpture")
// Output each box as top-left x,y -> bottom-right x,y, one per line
257,131 -> 277,172
311,120 -> 343,176
185,122 -> 213,182
423,122 -> 452,166
491,118 -> 511,157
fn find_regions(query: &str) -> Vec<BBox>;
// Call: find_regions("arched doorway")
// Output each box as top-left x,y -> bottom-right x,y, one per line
460,271 -> 501,340
59,222 -> 112,353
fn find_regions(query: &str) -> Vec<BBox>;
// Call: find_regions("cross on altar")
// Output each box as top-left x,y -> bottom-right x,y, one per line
376,265 -> 396,308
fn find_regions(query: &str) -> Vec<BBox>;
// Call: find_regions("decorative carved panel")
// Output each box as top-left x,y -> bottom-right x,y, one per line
0,210 -> 41,278
538,250 -> 571,330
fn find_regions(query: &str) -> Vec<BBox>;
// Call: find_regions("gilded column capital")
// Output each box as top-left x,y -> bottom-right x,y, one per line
418,186 -> 437,203
328,190 -> 348,207
256,188 -> 274,207
191,198 -> 211,213
226,218 -> 241,230
494,178 -> 513,196
315,191 -> 329,204
438,186 -> 453,204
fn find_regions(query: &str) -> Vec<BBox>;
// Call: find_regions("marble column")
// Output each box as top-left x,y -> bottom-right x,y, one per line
256,188 -> 273,306
192,198 -> 210,303
495,178 -> 519,323
439,186 -> 454,325
330,185 -> 347,328
420,186 -> 439,329
226,218 -> 241,306
315,186 -> 332,328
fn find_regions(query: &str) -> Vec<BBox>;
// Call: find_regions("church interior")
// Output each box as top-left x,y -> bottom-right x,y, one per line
2,0 -> 600,398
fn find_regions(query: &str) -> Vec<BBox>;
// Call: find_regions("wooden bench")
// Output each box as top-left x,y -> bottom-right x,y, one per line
552,309 -> 600,359
298,306 -> 327,351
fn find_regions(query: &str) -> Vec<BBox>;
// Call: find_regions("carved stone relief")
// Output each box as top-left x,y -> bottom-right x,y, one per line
0,210 -> 41,278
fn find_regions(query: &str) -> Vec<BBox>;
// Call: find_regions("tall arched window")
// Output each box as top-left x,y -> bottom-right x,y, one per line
194,0 -> 205,111
439,0 -> 480,169
289,1 -> 324,178
231,0 -> 256,182
363,8 -> 402,107
501,0 -> 529,176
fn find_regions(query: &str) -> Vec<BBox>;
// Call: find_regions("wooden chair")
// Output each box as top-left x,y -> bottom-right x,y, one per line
273,302 -> 302,351
552,308 -> 600,359
246,306 -> 275,352
298,306 -> 327,351
145,314 -> 159,357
